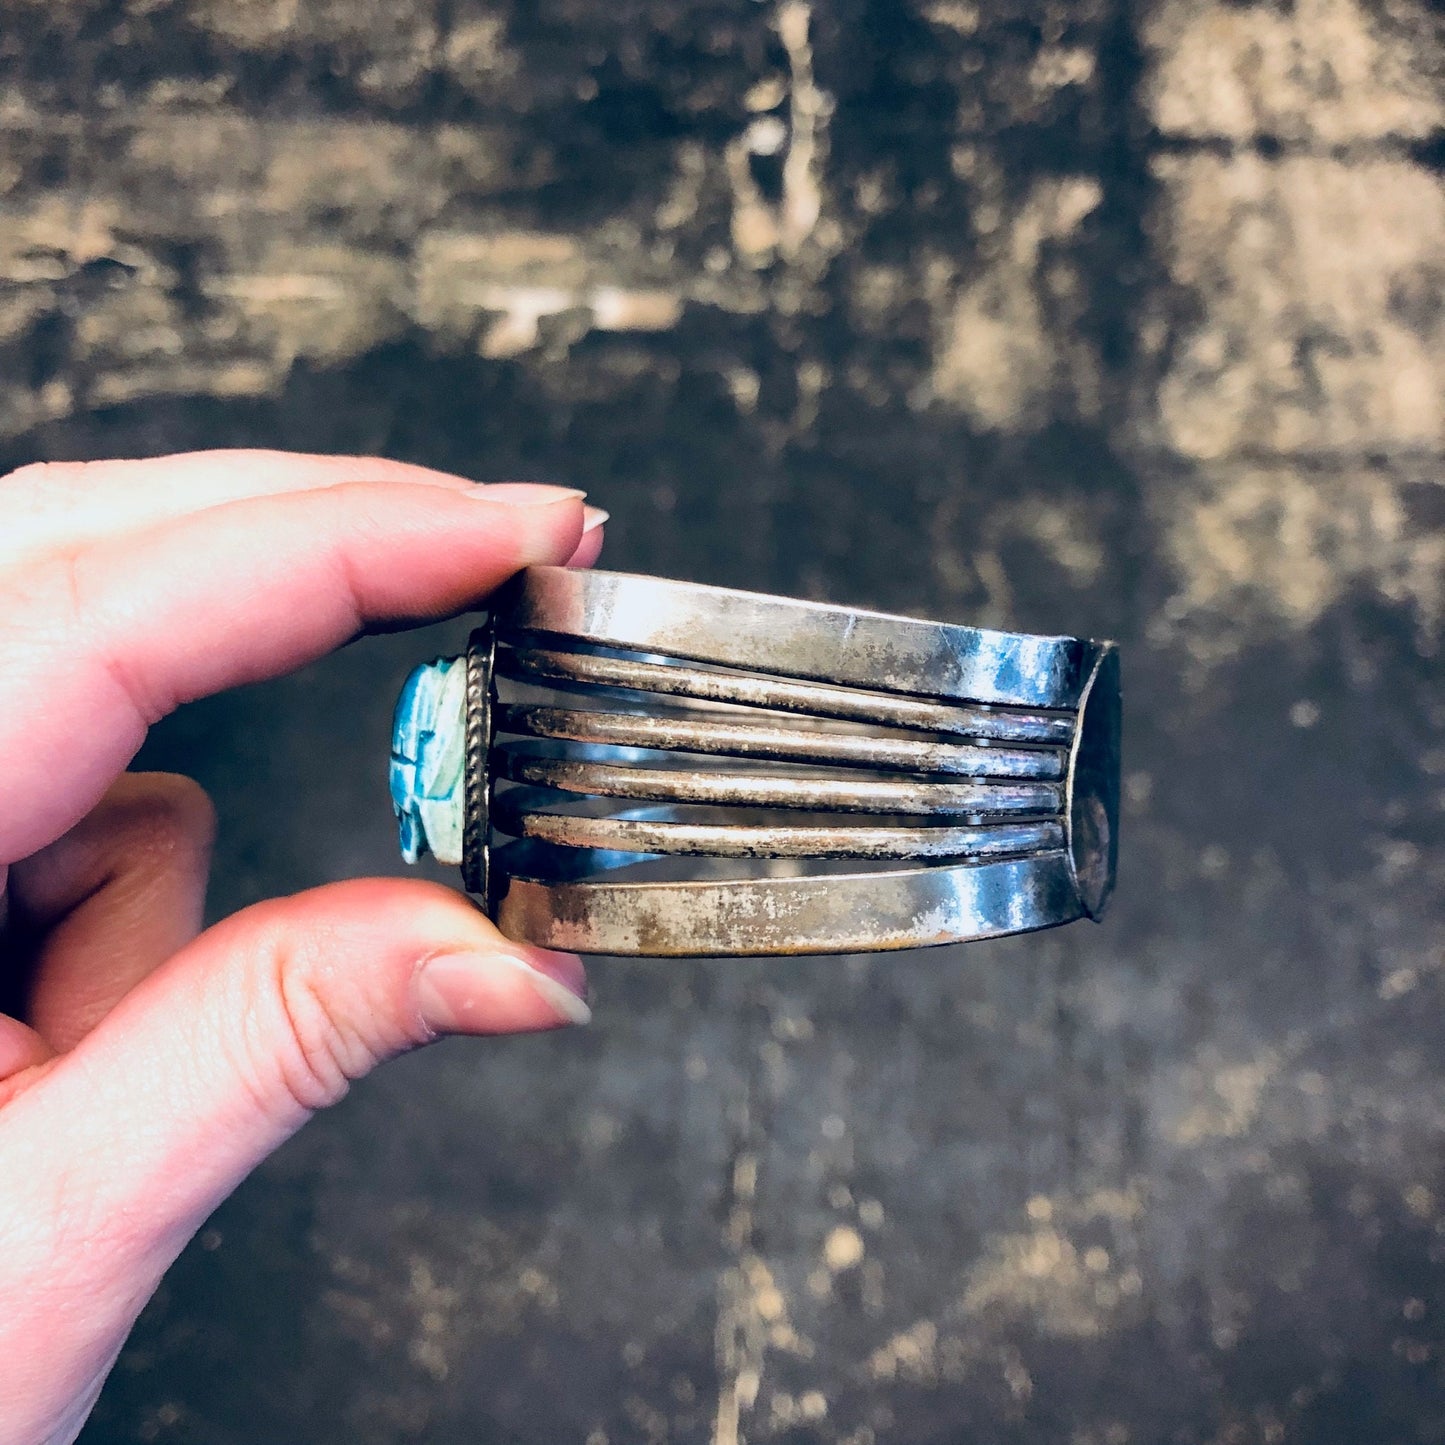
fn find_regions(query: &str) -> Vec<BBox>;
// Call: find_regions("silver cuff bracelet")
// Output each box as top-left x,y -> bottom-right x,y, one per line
390,567 -> 1120,956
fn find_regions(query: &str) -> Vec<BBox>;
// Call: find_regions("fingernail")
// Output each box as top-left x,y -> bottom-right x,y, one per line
472,482 -> 587,507
415,948 -> 591,1035
582,505 -> 609,533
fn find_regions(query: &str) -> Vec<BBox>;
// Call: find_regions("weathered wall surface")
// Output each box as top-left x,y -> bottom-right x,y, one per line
2,1 -> 1443,1441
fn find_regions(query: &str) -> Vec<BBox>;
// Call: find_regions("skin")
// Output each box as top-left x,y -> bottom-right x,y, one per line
0,451 -> 606,1445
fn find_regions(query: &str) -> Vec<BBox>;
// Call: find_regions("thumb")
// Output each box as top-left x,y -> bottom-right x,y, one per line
0,880 -> 587,1439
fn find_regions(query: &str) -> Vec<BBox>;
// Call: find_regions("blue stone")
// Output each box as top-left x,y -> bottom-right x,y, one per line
390,656 -> 467,864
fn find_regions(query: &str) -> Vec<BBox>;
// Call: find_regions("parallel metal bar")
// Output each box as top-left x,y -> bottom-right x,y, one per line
490,793 -> 1064,861
496,745 -> 1064,817
498,643 -> 1074,745
494,702 -> 1065,780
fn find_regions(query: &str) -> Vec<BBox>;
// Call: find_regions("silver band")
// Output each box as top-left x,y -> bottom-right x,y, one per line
496,849 -> 1086,958
456,567 -> 1119,955
501,567 -> 1099,709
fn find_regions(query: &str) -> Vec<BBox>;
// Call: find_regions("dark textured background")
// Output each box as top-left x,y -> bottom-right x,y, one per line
3,0 -> 1444,1440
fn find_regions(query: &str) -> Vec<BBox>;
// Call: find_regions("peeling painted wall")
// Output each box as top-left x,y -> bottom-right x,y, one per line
2,0 -> 1442,1441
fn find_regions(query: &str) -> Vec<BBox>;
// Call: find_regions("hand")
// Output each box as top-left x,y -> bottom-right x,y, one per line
0,451 -> 604,1445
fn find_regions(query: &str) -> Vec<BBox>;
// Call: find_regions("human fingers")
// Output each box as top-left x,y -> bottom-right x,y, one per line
5,773 -> 215,1053
0,450 -> 556,568
0,772 -> 213,1095
0,481 -> 589,862
0,879 -> 586,1443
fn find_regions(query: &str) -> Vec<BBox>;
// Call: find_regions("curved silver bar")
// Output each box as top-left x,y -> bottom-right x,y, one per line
491,790 -> 1065,861
492,847 -> 1085,956
493,702 -> 1066,780
496,744 -> 1065,817
498,568 -> 1102,710
497,645 -> 1075,745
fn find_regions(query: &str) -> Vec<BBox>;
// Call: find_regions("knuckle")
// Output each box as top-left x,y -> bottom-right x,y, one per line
245,915 -> 392,1120
272,964 -> 353,1116
216,886 -> 439,1129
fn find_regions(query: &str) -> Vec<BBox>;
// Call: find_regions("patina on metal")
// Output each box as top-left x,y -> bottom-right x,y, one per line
401,566 -> 1120,955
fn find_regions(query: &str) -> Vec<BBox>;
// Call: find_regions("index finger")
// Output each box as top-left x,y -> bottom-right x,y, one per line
0,450 -> 491,568
0,480 -> 596,862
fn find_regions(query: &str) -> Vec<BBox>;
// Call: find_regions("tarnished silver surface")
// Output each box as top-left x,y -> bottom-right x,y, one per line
455,567 -> 1119,955
503,567 -> 1100,708
496,746 -> 1063,816
494,849 -> 1085,957
490,793 -> 1065,862
494,702 -> 1065,779
497,645 -> 1075,745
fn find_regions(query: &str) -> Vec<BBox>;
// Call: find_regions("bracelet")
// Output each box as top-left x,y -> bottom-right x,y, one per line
390,567 -> 1120,956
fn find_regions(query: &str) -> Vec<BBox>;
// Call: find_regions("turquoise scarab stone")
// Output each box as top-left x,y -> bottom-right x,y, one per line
389,656 -> 467,865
